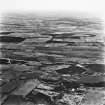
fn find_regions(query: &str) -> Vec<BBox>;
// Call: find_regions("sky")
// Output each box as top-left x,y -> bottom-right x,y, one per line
0,0 -> 104,19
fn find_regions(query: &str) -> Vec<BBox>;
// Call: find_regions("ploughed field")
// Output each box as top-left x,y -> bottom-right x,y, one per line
0,14 -> 105,105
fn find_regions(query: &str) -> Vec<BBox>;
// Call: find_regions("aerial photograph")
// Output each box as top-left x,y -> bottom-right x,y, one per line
0,13 -> 105,105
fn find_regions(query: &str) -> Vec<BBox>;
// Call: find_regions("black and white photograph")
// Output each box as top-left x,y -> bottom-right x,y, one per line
0,0 -> 105,105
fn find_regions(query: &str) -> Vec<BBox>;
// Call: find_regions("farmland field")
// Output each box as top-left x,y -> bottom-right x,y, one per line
0,13 -> 105,105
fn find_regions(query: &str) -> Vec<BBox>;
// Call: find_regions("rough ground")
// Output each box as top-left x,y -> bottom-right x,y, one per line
0,14 -> 105,105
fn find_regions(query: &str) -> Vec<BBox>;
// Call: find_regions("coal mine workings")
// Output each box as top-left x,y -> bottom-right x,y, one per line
0,14 -> 105,105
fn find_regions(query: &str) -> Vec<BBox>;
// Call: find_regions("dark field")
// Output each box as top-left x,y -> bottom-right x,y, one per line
0,14 -> 105,105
